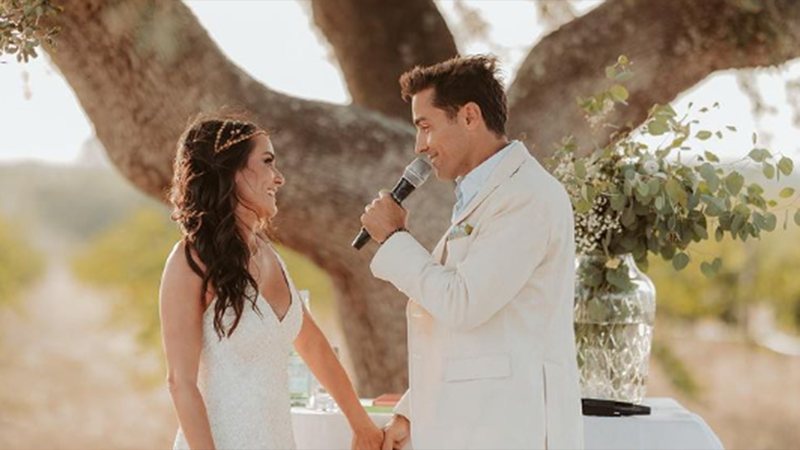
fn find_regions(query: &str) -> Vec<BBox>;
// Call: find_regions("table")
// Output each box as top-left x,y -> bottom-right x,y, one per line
291,397 -> 724,449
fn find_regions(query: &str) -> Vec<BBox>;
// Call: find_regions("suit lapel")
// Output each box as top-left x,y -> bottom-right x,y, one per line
432,234 -> 448,264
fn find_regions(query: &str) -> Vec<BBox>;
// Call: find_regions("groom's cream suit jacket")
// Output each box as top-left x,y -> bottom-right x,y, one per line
371,142 -> 584,449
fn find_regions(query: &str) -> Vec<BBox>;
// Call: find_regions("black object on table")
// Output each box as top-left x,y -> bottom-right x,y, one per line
581,398 -> 652,416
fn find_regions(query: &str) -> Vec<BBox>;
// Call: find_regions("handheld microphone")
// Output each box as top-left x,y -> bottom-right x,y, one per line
352,157 -> 433,250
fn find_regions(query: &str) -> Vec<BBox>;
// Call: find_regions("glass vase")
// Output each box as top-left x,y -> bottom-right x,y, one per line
574,253 -> 656,404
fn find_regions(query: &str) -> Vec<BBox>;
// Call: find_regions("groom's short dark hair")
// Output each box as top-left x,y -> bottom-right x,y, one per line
399,54 -> 507,137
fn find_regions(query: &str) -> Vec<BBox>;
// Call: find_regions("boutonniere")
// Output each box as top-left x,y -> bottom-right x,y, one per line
448,222 -> 474,240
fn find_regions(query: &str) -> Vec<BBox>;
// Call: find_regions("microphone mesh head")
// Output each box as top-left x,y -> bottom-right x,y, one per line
403,157 -> 433,188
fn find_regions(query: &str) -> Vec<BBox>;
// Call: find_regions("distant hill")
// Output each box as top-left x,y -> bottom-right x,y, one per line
0,161 -> 168,244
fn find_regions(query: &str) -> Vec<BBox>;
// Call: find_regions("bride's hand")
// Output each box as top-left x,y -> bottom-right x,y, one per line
351,420 -> 384,450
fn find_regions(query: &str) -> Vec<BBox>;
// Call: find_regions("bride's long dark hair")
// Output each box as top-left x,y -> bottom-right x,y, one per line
169,114 -> 275,339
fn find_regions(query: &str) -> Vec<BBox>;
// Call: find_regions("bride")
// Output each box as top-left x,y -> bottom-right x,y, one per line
159,115 -> 383,450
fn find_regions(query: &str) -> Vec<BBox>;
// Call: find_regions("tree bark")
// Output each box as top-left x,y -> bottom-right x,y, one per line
311,0 -> 458,121
508,0 -> 800,160
42,0 -> 451,395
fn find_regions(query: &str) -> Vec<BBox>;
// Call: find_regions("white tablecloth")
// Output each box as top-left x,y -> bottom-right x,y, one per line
291,397 -> 724,450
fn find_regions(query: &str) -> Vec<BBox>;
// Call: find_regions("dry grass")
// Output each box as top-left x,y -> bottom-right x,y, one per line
0,261 -> 174,449
648,323 -> 800,450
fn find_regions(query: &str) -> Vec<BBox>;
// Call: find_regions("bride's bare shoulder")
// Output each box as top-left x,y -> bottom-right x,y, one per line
161,241 -> 208,305
167,239 -> 210,271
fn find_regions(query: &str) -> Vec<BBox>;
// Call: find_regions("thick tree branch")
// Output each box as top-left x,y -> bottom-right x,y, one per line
508,0 -> 800,160
311,0 -> 458,121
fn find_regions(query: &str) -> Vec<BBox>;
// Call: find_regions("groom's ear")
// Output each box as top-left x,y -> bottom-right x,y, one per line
461,102 -> 483,130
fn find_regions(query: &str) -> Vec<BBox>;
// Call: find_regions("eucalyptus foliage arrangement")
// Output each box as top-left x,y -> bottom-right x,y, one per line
549,56 -> 800,294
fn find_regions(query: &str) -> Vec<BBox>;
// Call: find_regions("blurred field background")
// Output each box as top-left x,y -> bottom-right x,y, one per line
0,149 -> 798,449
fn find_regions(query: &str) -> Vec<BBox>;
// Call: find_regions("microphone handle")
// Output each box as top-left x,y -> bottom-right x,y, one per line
391,178 -> 415,203
352,227 -> 372,250
352,178 -> 414,249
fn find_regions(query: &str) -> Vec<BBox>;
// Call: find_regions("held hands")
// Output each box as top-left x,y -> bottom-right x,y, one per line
381,415 -> 411,450
360,190 -> 409,244
351,420 -> 384,450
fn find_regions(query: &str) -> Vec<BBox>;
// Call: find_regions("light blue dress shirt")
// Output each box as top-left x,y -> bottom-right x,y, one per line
451,140 -> 516,222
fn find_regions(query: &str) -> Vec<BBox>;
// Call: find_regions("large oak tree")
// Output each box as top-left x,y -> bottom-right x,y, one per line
28,0 -> 800,394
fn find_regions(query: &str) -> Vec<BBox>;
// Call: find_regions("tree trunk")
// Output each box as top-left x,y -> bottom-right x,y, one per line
508,0 -> 800,160
311,0 -> 458,121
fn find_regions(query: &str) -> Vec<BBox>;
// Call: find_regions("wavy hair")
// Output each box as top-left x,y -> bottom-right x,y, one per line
169,114 -> 275,339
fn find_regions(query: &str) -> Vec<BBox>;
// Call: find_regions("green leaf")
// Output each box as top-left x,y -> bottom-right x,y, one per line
647,178 -> 660,192
692,224 -> 708,240
704,151 -> 720,163
575,199 -> 592,214
748,148 -> 769,163
606,268 -> 633,290
748,183 -> 765,196
715,227 -> 724,242
610,194 -> 626,211
672,252 -> 690,271
648,120 -> 669,136
653,104 -> 677,120
701,258 -> 722,277
764,212 -> 777,231
763,163 -> 775,180
752,132 -> 757,145
665,178 -> 688,207
610,84 -> 629,102
778,157 -> 794,176
702,195 -> 725,216
753,212 -> 766,229
731,213 -> 745,235
695,130 -> 712,140
734,203 -> 751,219
622,207 -> 636,228
795,209 -> 800,226
780,187 -> 795,198
726,125 -> 737,132
697,163 -> 719,191
575,160 -> 587,180
724,172 -> 744,196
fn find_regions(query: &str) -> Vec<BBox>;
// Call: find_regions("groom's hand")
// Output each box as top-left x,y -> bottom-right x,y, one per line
360,191 -> 408,244
381,414 -> 410,450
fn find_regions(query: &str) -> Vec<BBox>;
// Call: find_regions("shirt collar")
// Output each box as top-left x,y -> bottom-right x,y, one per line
452,140 -> 515,219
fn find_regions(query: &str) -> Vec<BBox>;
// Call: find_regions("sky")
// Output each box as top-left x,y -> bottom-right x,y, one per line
0,0 -> 799,164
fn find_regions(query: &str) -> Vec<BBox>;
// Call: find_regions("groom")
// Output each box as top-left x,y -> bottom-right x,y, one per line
360,55 -> 584,449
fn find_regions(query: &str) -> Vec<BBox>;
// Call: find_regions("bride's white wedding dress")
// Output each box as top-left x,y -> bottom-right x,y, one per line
173,252 -> 303,450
